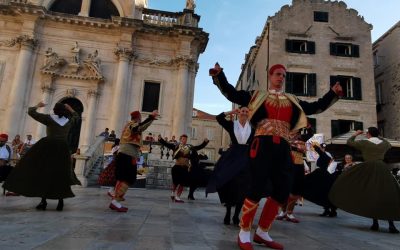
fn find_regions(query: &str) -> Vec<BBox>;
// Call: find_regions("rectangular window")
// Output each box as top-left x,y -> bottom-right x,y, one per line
331,120 -> 363,138
308,117 -> 317,133
330,43 -> 360,57
286,72 -> 316,96
286,39 -> 315,54
330,75 -> 362,100
191,127 -> 197,139
314,11 -> 329,22
206,128 -> 214,140
142,82 -> 160,112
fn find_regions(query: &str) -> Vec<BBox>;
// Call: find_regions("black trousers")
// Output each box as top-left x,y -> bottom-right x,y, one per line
247,136 -> 293,204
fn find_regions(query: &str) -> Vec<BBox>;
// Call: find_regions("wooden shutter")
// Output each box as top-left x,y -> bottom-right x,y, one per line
285,72 -> 294,93
308,41 -> 316,54
330,43 -> 337,55
308,73 -> 317,96
352,45 -> 360,57
354,121 -> 363,131
352,77 -> 362,100
286,39 -> 293,52
331,120 -> 341,138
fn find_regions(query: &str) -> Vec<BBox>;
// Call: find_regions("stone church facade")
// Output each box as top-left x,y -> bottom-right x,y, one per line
0,0 -> 208,152
236,0 -> 376,139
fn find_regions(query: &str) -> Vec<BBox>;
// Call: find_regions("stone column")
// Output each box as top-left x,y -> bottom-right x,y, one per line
172,58 -> 191,137
109,47 -> 134,135
78,0 -> 91,17
2,35 -> 37,138
80,89 -> 98,151
35,81 -> 54,139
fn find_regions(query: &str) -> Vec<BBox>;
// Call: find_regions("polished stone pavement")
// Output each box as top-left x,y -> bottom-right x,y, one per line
0,187 -> 399,250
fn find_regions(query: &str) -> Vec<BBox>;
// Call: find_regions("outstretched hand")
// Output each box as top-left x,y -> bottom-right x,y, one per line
331,82 -> 343,97
151,110 -> 159,118
36,101 -> 46,108
209,62 -> 222,76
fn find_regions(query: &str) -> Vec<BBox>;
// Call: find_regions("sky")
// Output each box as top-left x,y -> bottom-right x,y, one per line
148,0 -> 400,115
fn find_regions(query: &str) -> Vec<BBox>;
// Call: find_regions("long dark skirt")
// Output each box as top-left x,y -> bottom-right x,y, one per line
291,163 -> 305,196
3,137 -> 80,199
171,165 -> 190,186
206,144 -> 251,205
115,153 -> 137,185
303,168 -> 336,207
329,160 -> 400,220
247,136 -> 293,204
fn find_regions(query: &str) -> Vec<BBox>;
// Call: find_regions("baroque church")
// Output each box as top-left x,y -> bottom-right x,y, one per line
0,0 -> 209,153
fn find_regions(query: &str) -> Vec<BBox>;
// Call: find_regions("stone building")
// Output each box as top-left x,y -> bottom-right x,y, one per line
191,108 -> 223,161
0,0 -> 208,154
236,0 -> 376,139
373,21 -> 400,139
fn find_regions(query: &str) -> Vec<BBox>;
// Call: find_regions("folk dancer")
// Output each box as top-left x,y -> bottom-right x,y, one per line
109,110 -> 158,212
210,63 -> 342,250
159,135 -> 209,203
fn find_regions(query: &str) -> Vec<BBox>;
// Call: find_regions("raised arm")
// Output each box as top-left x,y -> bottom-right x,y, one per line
210,63 -> 251,106
192,139 -> 209,151
28,102 -> 51,126
299,89 -> 339,115
158,136 -> 176,150
216,111 -> 235,132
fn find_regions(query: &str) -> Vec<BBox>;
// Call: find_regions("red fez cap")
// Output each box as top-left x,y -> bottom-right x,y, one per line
130,111 -> 141,119
0,133 -> 8,140
268,64 -> 286,75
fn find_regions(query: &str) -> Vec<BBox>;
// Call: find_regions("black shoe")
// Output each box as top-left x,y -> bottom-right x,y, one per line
232,216 -> 240,226
36,201 -> 47,211
370,223 -> 379,231
56,199 -> 64,211
389,226 -> 399,234
223,214 -> 230,225
319,210 -> 330,217
328,210 -> 337,217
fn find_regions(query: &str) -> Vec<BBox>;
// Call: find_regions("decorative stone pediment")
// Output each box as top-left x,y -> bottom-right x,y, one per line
40,43 -> 104,81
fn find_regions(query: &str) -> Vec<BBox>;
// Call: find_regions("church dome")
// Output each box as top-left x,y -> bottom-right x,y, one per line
50,0 -> 120,19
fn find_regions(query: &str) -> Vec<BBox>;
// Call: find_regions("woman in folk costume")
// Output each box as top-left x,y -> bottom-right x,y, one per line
109,110 -> 158,212
206,107 -> 254,225
4,102 -> 81,211
276,125 -> 314,223
303,142 -> 338,217
158,134 -> 209,203
210,63 -> 342,250
329,127 -> 400,233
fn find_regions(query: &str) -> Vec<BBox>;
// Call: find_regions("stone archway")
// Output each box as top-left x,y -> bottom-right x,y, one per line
59,97 -> 84,153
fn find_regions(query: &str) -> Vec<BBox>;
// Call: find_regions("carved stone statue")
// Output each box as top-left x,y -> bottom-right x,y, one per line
41,47 -> 66,71
71,41 -> 80,64
186,0 -> 196,10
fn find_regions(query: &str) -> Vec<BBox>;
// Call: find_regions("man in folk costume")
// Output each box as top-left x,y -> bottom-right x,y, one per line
109,110 -> 158,212
159,134 -> 209,203
0,133 -> 13,183
210,63 -> 342,250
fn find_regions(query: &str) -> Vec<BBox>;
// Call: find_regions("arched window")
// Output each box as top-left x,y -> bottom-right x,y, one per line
50,0 -> 83,15
89,0 -> 120,19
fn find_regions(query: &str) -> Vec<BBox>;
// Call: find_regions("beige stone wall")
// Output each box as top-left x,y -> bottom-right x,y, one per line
237,0 -> 377,139
373,22 -> 400,139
